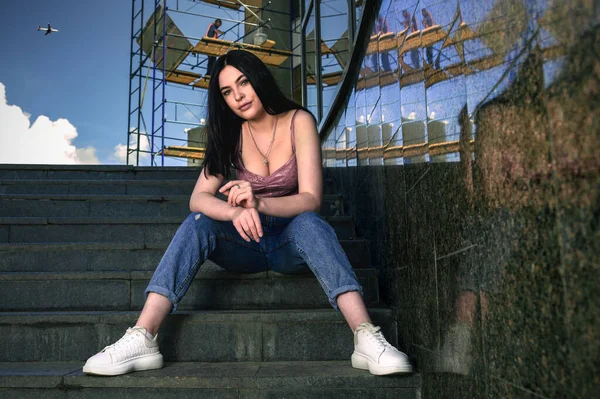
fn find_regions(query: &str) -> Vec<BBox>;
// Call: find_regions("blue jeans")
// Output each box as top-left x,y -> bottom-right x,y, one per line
145,211 -> 363,311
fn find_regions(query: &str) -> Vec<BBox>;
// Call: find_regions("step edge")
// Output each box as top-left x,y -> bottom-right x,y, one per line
0,361 -> 421,390
0,268 -> 377,280
0,240 -> 367,251
0,216 -> 353,225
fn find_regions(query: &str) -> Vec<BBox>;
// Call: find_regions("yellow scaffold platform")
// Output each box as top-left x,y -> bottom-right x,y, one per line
164,69 -> 210,89
163,36 -> 292,89
201,0 -> 242,10
322,139 -> 475,162
352,20 -> 565,91
191,37 -> 292,67
161,146 -> 206,160
200,0 -> 263,10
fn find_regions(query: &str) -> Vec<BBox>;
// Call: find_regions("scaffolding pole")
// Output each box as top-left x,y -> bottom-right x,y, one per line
128,0 -> 295,166
127,0 -> 145,166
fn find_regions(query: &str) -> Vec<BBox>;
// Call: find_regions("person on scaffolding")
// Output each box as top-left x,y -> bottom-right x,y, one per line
371,14 -> 392,73
205,18 -> 224,77
82,49 -> 413,377
401,9 -> 420,69
421,8 -> 440,69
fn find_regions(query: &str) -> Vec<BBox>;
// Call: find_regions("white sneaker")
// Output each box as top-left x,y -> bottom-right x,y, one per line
83,326 -> 163,376
351,323 -> 413,375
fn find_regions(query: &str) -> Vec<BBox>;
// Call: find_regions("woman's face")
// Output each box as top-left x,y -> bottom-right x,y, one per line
218,65 -> 264,120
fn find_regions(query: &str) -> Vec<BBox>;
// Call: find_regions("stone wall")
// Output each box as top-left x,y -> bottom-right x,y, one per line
323,17 -> 599,399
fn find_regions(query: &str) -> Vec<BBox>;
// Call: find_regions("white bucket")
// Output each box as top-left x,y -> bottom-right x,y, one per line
254,32 -> 268,46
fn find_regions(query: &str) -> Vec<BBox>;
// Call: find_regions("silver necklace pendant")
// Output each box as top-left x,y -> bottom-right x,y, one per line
247,116 -> 277,169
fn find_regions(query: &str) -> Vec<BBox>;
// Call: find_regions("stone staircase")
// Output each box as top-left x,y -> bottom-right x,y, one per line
0,164 -> 420,398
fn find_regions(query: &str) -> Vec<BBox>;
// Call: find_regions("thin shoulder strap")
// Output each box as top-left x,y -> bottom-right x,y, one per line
237,127 -> 243,154
234,128 -> 245,171
290,109 -> 300,153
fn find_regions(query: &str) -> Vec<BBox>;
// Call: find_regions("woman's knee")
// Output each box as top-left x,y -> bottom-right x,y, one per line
289,211 -> 334,237
292,211 -> 322,226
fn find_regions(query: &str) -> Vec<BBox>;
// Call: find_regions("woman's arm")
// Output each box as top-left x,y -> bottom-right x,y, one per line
189,170 -> 236,220
256,110 -> 323,217
190,169 -> 263,242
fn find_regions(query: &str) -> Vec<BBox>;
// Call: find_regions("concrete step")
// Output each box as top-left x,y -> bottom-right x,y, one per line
0,266 -> 380,311
0,179 -> 197,196
0,194 -> 191,218
0,164 -> 201,180
0,361 -> 421,398
0,194 -> 344,217
0,309 -> 396,362
0,239 -> 369,272
0,178 -> 337,196
322,178 -> 336,195
0,215 -> 356,243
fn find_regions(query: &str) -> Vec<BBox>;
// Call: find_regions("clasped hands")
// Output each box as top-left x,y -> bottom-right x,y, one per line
219,180 -> 263,243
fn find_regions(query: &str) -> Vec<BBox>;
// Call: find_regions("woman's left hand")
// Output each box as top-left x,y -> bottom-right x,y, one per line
219,180 -> 260,209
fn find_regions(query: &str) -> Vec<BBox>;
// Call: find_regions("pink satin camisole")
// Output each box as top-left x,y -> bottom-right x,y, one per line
235,109 -> 300,198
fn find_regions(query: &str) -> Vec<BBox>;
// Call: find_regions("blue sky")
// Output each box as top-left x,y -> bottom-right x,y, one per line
0,0 -> 238,166
0,0 -> 566,166
0,0 -> 345,166
0,0 -> 132,164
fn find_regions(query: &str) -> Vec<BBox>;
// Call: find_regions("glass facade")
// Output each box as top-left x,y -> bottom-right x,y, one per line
309,0 -> 595,167
303,1 -> 599,397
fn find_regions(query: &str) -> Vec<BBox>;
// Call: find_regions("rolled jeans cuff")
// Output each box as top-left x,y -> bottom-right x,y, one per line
145,285 -> 179,313
329,284 -> 363,311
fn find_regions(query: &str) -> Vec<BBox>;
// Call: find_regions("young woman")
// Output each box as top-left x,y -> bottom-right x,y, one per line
83,50 -> 412,377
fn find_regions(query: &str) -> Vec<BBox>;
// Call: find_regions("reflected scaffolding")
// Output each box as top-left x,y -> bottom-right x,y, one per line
319,0 -> 577,167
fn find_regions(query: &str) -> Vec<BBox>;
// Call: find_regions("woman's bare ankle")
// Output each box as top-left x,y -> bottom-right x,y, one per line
337,291 -> 372,332
135,293 -> 173,336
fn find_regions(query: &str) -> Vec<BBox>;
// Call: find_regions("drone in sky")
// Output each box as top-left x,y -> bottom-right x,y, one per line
38,24 -> 59,35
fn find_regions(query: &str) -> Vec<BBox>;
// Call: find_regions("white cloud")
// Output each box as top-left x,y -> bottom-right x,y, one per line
76,147 -> 101,164
113,143 -> 128,163
0,82 -> 100,165
112,132 -> 150,165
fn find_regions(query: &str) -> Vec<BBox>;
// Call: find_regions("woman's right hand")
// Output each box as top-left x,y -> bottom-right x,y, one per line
231,207 -> 263,243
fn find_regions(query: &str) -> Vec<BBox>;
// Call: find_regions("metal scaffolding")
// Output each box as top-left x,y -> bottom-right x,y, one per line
126,0 -> 297,166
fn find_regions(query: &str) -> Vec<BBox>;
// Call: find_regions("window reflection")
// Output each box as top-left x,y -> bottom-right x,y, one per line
382,80 -> 401,165
304,8 -> 317,118
318,0 -> 581,166
314,3 -> 596,390
355,0 -> 366,35
319,0 -> 350,118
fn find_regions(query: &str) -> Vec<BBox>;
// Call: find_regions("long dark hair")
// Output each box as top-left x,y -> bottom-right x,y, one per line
202,50 -> 310,179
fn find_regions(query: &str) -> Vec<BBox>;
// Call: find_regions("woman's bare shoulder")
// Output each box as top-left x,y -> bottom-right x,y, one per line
290,109 -> 317,129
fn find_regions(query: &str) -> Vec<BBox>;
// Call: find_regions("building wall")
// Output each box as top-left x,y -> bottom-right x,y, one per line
186,125 -> 207,166
244,0 -> 295,97
317,0 -> 599,397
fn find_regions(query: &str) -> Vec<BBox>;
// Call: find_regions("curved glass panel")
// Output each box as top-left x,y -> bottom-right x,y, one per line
320,0 -> 350,118
320,0 -> 594,165
304,8 -> 318,118
355,0 -> 366,36
317,1 -> 598,397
